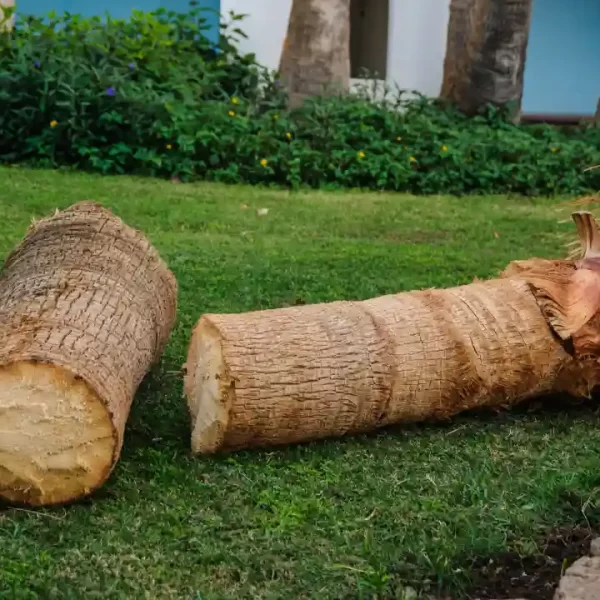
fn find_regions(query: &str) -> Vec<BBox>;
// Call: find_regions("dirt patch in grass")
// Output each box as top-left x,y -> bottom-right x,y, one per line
466,525 -> 599,599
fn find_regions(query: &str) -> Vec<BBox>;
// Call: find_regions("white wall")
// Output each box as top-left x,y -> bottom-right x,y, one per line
0,0 -> 15,29
221,0 -> 292,72
221,0 -> 451,98
387,0 -> 451,97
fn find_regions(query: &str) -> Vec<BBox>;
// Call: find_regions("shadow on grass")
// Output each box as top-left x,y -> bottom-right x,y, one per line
381,391 -> 600,439
124,375 -> 600,467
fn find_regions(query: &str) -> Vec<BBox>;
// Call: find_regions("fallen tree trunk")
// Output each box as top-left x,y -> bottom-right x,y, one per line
184,212 -> 600,455
0,202 -> 177,506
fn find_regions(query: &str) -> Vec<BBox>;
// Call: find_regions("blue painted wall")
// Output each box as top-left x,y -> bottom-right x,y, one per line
16,0 -> 220,44
522,0 -> 600,115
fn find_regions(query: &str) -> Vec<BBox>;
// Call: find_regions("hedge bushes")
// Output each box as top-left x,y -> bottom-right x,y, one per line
1,7 -> 599,196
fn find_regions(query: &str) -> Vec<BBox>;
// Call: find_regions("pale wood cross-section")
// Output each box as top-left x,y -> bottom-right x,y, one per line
0,202 -> 177,506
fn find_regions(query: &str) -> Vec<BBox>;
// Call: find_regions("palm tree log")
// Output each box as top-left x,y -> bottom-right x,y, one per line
184,212 -> 600,455
0,202 -> 177,506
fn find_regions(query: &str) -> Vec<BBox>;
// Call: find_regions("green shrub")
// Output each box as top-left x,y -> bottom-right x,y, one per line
0,6 -> 269,170
0,7 -> 599,196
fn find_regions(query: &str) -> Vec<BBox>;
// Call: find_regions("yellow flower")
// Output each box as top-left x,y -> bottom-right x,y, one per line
409,156 -> 417,163
260,158 -> 268,167
273,114 -> 279,120
357,151 -> 365,159
285,132 -> 292,140
231,96 -> 239,105
166,144 -> 172,150
551,147 -> 558,153
396,136 -> 402,141
441,145 -> 448,152
228,110 -> 235,117
50,120 -> 58,128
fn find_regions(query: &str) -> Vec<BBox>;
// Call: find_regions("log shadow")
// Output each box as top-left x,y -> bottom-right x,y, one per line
382,391 -> 600,439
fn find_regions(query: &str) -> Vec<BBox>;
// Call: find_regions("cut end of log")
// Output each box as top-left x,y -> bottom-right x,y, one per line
184,318 -> 230,455
0,362 -> 115,506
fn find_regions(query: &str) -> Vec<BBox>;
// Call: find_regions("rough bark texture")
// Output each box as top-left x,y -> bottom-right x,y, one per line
553,536 -> 600,599
441,0 -> 533,119
278,0 -> 351,108
184,213 -> 600,455
554,556 -> 600,600
0,202 -> 177,506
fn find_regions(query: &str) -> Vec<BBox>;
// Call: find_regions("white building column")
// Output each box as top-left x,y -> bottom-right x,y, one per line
220,0 -> 451,99
385,0 -> 451,97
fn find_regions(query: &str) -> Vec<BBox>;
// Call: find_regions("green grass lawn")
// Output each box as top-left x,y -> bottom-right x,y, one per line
1,167 -> 600,600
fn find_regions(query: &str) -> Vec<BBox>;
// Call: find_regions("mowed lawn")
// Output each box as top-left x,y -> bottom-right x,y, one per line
1,166 -> 600,600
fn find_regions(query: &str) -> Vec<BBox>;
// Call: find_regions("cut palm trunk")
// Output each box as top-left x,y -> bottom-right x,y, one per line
184,212 -> 600,455
0,202 -> 177,506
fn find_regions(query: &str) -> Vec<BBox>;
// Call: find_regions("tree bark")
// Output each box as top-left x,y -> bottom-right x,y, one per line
440,0 -> 533,119
184,213 -> 600,455
278,0 -> 351,108
0,202 -> 177,506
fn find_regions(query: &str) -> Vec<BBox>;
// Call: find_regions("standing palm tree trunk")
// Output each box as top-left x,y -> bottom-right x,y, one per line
278,0 -> 351,108
441,0 -> 533,119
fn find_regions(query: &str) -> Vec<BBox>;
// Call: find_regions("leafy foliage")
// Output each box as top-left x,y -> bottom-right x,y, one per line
0,6 -> 268,173
0,7 -> 599,195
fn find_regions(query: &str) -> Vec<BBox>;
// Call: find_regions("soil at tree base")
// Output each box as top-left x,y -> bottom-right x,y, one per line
464,525 -> 600,599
